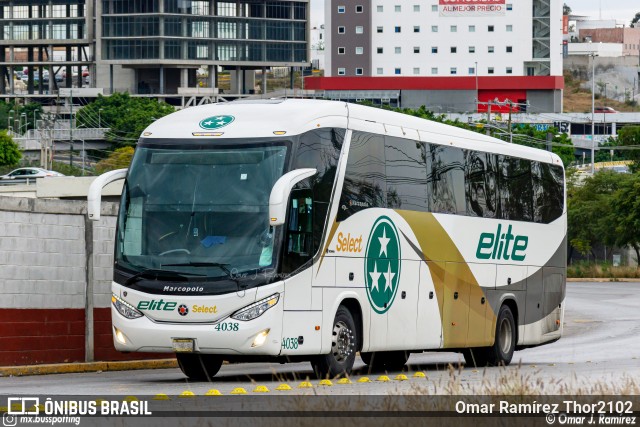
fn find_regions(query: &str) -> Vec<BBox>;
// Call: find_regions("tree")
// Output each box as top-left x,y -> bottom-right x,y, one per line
567,171 -> 631,258
611,173 -> 640,264
563,3 -> 572,15
95,146 -> 135,174
0,131 -> 22,166
617,126 -> 640,172
631,12 -> 640,28
76,93 -> 175,148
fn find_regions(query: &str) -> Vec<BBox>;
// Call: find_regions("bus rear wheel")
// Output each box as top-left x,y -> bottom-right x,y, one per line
176,354 -> 222,381
311,306 -> 357,378
464,304 -> 516,367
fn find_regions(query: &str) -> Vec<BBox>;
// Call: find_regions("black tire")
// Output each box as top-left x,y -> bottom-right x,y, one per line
361,351 -> 409,372
176,354 -> 223,381
311,306 -> 357,378
465,304 -> 516,367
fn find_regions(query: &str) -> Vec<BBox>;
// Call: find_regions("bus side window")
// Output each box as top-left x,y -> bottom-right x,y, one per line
337,131 -> 386,221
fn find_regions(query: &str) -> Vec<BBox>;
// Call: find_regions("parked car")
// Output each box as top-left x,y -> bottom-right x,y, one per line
594,106 -> 617,113
0,167 -> 65,180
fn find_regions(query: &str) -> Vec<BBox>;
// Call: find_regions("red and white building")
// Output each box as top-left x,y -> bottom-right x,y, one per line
306,0 -> 564,113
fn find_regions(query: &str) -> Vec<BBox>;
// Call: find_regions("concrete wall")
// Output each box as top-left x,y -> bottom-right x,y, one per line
0,196 -> 164,366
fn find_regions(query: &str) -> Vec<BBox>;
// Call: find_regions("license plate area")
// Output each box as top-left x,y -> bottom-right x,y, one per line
172,338 -> 195,353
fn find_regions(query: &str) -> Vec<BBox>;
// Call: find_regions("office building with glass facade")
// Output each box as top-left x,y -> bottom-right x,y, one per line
1,0 -> 310,96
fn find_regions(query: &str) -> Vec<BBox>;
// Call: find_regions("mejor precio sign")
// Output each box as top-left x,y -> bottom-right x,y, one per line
439,0 -> 506,17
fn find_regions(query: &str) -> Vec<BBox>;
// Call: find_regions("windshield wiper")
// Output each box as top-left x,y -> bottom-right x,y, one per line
124,268 -> 205,287
163,262 -> 243,291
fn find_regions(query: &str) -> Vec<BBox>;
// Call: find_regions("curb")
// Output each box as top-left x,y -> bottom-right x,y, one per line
0,359 -> 177,377
567,278 -> 640,282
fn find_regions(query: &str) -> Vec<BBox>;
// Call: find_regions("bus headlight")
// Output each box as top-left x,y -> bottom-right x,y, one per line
231,294 -> 280,322
112,294 -> 143,319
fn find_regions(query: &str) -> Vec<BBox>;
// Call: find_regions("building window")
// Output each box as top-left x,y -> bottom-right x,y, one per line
356,67 -> 364,75
356,47 -> 364,54
377,47 -> 383,54
488,67 -> 494,74
469,67 -> 475,74
414,5 -> 420,12
431,67 -> 438,74
414,26 -> 420,32
506,46 -> 513,53
356,5 -> 363,13
413,67 -> 420,74
395,47 -> 401,54
338,5 -> 345,13
395,68 -> 401,74
469,25 -> 476,32
356,26 -> 364,34
432,5 -> 438,12
377,26 -> 383,33
377,5 -> 383,12
338,47 -> 345,54
431,46 -> 438,53
395,26 -> 401,33
488,25 -> 494,32
413,46 -> 420,53
377,68 -> 383,75
507,3 -> 513,10
395,5 -> 401,12
338,26 -> 345,34
432,25 -> 438,32
506,67 -> 513,74
506,25 -> 513,32
450,67 -> 457,75
488,46 -> 495,53
451,46 -> 457,53
469,46 -> 475,53
451,25 -> 457,32
338,68 -> 345,75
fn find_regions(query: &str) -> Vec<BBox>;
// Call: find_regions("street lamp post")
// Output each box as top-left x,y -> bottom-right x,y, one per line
20,113 -> 27,134
7,110 -> 13,132
475,61 -> 479,113
589,46 -> 598,175
99,108 -> 103,128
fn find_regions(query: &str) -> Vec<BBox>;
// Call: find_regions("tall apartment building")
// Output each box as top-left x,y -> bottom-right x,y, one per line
0,0 -> 310,97
306,0 -> 564,112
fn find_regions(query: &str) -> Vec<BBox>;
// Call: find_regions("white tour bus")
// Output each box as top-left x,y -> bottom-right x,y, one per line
88,100 -> 566,379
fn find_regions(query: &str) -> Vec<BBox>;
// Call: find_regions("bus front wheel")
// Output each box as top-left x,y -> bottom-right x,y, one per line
311,306 -> 357,378
176,353 -> 222,381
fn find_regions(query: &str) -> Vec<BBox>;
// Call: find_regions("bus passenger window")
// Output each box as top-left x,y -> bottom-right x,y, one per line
338,131 -> 386,221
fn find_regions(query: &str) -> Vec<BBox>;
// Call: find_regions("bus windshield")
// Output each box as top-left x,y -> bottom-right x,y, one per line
115,142 -> 288,290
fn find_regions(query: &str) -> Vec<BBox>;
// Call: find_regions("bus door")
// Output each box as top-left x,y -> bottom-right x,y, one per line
282,189 -> 314,310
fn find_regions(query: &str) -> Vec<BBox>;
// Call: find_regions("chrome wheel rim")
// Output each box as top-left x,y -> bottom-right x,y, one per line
332,320 -> 354,363
499,317 -> 513,354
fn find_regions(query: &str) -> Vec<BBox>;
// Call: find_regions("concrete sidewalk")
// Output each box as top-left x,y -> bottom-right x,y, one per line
0,359 -> 177,377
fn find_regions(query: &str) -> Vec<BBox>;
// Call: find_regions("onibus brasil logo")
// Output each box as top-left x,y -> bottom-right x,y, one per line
199,115 -> 235,130
364,216 -> 401,314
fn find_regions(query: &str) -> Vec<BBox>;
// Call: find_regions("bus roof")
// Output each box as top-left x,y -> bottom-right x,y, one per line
143,99 -> 562,166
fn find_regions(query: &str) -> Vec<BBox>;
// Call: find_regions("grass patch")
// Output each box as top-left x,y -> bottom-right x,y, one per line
567,262 -> 640,279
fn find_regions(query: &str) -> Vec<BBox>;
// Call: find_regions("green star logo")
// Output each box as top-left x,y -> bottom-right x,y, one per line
199,115 -> 235,130
364,216 -> 401,314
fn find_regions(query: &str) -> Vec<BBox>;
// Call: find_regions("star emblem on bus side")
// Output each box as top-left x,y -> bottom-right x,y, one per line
367,226 -> 398,295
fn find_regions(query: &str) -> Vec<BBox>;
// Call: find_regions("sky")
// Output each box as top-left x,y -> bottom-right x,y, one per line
567,0 -> 639,23
309,0 -> 639,26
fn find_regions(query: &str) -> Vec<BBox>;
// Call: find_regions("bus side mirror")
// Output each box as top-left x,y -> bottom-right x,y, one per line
87,168 -> 128,221
269,168 -> 317,226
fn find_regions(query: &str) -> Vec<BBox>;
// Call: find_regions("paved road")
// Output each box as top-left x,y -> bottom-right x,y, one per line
2,281 -> 639,395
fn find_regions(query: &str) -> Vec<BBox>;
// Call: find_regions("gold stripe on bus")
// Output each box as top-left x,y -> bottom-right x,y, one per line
396,210 -> 497,348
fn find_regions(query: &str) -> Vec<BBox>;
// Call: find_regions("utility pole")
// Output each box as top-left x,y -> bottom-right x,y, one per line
69,89 -> 73,167
487,100 -> 492,124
